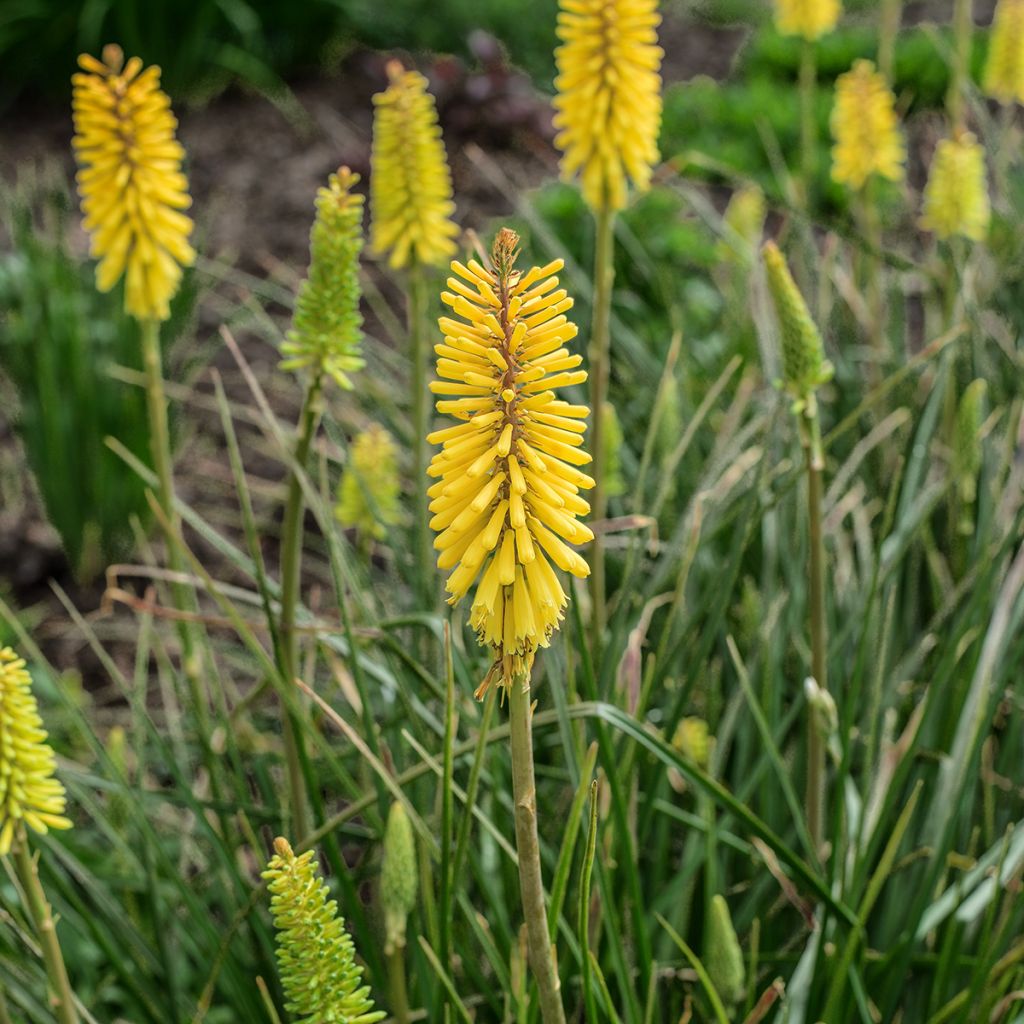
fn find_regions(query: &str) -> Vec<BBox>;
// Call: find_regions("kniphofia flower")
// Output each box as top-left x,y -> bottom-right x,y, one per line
72,45 -> 195,322
984,0 -> 1024,104
280,167 -> 365,389
830,59 -> 905,190
773,0 -> 841,40
380,802 -> 417,955
0,647 -> 72,856
263,838 -> 385,1024
428,229 -> 593,692
762,241 -> 833,409
921,132 -> 991,243
370,62 -> 459,269
552,0 -> 664,212
335,424 -> 401,540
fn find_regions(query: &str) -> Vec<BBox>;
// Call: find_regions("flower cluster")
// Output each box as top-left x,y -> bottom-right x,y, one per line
762,241 -> 833,410
370,62 -> 459,269
0,647 -> 72,856
335,424 -> 401,541
263,838 -> 385,1024
984,0 -> 1024,105
830,59 -> 905,190
72,45 -> 195,322
921,132 -> 991,243
773,0 -> 841,40
552,0 -> 664,212
427,229 -> 593,691
280,167 -> 365,390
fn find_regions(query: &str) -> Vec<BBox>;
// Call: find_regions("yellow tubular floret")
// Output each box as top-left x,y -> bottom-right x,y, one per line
427,230 -> 592,692
72,45 -> 195,322
552,0 -> 664,213
830,59 -> 905,190
0,647 -> 72,856
370,61 -> 459,269
773,0 -> 841,40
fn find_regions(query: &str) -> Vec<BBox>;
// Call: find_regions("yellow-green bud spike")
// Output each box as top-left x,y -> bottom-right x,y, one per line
706,894 -> 746,1007
280,167 -> 365,391
762,241 -> 833,407
954,379 -> 987,510
672,717 -> 714,771
983,0 -> 1024,105
0,647 -> 72,856
601,402 -> 627,499
336,424 -> 402,541
263,837 -> 386,1024
716,185 -> 766,268
381,803 -> 418,955
920,132 -> 991,243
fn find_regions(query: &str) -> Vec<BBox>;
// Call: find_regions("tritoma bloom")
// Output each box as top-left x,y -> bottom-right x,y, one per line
984,0 -> 1024,104
428,229 -> 593,692
280,167 -> 365,390
830,59 -> 905,191
0,647 -> 72,856
72,44 -> 195,322
553,0 -> 664,212
773,0 -> 841,40
370,61 -> 459,269
335,424 -> 401,541
921,132 -> 991,243
264,838 -> 385,1024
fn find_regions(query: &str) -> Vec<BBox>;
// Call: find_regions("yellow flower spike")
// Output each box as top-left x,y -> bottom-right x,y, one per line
773,0 -> 842,40
428,229 -> 592,692
370,61 -> 459,270
552,0 -> 664,213
0,647 -> 72,856
830,59 -> 905,191
72,44 -> 195,322
335,424 -> 402,541
921,131 -> 991,243
984,0 -> 1024,104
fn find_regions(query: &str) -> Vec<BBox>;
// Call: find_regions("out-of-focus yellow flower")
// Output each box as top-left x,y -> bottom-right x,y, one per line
984,0 -> 1024,104
921,132 -> 991,243
0,647 -> 72,856
716,185 -> 766,267
552,0 -> 664,212
773,0 -> 841,40
335,424 -> 401,541
830,59 -> 905,190
370,62 -> 458,270
280,167 -> 365,390
72,45 -> 195,322
762,241 -> 833,408
264,838 -> 385,1024
428,229 -> 593,692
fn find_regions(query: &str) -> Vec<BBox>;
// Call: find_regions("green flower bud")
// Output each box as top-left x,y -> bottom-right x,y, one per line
336,424 -> 402,541
706,894 -> 745,1007
381,803 -> 418,955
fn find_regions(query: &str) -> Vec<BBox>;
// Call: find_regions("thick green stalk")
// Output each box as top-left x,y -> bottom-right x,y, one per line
878,0 -> 902,83
141,319 -> 219,788
277,373 -> 324,843
948,0 -> 973,132
388,947 -> 411,1024
508,679 -> 567,1024
799,41 -> 817,205
588,206 -> 616,648
409,263 -> 432,609
802,406 -> 828,856
13,837 -> 79,1024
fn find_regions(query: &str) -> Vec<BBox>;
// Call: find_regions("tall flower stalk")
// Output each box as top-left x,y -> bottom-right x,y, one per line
427,229 -> 593,1023
277,167 -> 365,841
71,45 -> 213,761
774,0 -> 842,200
0,648 -> 78,1024
762,242 -> 834,856
371,61 -> 459,608
553,0 -> 662,644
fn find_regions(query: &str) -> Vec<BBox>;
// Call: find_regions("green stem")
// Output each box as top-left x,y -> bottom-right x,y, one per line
388,947 -> 411,1024
799,41 -> 817,207
277,373 -> 324,843
803,405 -> 828,856
948,0 -> 972,131
508,679 -> 567,1024
409,263 -> 432,610
13,836 -> 79,1024
0,979 -> 13,1024
588,206 -> 616,650
878,0 -> 902,83
141,319 -> 219,790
